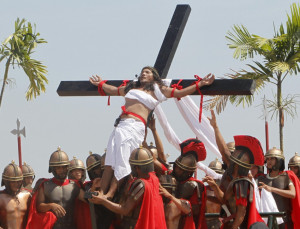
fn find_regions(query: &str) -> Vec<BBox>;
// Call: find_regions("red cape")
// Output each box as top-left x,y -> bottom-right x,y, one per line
25,179 -> 57,229
134,172 -> 167,229
182,177 -> 207,229
73,180 -> 93,229
286,170 -> 300,229
247,183 -> 265,229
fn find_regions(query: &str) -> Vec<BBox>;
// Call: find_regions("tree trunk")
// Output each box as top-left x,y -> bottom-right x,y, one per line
277,74 -> 284,152
0,56 -> 12,109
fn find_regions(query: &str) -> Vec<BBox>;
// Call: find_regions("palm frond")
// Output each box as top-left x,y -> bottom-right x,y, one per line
226,25 -> 256,60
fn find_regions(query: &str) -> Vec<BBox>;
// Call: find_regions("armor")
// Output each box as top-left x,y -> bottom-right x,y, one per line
208,158 -> 224,174
258,173 -> 292,227
48,147 -> 70,173
43,179 -> 80,229
224,177 -> 254,229
68,156 -> 86,182
121,179 -> 145,229
265,147 -> 285,171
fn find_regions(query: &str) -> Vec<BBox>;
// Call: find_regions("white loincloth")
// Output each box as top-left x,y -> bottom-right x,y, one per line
105,118 -> 145,181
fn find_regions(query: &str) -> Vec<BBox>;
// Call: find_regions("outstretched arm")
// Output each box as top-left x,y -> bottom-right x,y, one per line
89,75 -> 126,96
89,191 -> 139,216
160,73 -> 215,99
207,110 -> 231,166
259,181 -> 296,199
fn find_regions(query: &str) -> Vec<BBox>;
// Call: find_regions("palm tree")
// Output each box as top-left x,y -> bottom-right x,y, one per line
206,3 -> 300,151
0,18 -> 48,109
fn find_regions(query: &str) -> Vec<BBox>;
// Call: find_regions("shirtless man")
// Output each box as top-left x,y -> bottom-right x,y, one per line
89,66 -> 215,199
0,161 -> 31,229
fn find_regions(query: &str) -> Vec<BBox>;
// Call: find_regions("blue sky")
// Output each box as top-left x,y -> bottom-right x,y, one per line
0,0 -> 299,180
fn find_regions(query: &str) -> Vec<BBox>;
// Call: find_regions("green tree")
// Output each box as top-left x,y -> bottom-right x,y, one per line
207,3 -> 300,151
0,18 -> 48,108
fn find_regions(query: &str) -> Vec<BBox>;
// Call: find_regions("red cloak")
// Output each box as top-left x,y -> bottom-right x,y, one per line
25,179 -> 57,229
134,172 -> 167,229
246,184 -> 265,228
286,170 -> 300,229
182,177 -> 207,229
73,180 -> 92,229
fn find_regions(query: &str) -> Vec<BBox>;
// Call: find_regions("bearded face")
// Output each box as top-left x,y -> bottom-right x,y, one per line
52,166 -> 68,180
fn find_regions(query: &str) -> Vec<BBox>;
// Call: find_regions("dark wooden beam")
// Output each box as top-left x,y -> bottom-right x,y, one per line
57,79 -> 256,96
154,5 -> 191,79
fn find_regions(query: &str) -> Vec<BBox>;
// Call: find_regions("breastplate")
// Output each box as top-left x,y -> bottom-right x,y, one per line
44,180 -> 80,229
176,181 -> 198,200
258,173 -> 291,213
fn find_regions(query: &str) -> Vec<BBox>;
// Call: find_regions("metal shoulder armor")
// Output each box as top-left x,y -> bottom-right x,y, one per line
129,179 -> 145,201
232,177 -> 253,203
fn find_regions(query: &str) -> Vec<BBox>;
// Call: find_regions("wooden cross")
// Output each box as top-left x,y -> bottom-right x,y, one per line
57,5 -> 255,97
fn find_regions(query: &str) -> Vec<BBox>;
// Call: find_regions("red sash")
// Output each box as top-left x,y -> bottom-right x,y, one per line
134,172 -> 167,229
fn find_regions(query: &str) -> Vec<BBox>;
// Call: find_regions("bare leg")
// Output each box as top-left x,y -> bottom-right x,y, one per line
99,166 -> 114,194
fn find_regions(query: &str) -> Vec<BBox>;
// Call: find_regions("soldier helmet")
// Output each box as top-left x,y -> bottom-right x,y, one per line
226,142 -> 235,154
265,147 -> 285,171
48,147 -> 70,173
68,156 -> 86,182
69,157 -> 86,171
1,161 -> 23,187
288,152 -> 300,168
129,146 -> 154,174
159,173 -> 177,202
208,158 -> 224,174
22,162 -> 35,181
149,142 -> 158,159
228,135 -> 264,176
180,138 -> 207,162
86,151 -> 102,171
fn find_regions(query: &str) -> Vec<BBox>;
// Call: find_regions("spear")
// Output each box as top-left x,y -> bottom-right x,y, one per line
10,118 -> 26,169
263,96 -> 269,152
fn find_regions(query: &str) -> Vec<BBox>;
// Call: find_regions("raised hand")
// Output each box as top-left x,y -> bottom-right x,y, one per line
89,75 -> 102,86
207,109 -> 217,129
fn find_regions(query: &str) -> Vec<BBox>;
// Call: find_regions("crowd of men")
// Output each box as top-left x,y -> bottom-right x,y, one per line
1,113 -> 300,229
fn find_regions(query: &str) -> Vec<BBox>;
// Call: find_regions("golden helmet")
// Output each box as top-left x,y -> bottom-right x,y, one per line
129,146 -> 153,166
2,161 -> 23,186
208,158 -> 224,174
288,152 -> 300,168
265,147 -> 285,160
226,142 -> 235,153
22,162 -> 35,178
48,147 -> 70,173
69,157 -> 86,171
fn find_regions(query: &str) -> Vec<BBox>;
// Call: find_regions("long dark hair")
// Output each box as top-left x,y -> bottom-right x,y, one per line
124,66 -> 163,94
